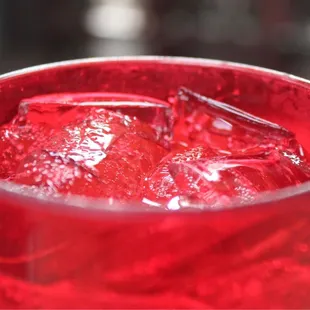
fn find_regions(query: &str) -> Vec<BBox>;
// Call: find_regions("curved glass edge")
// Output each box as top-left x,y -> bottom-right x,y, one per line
1,55 -> 310,87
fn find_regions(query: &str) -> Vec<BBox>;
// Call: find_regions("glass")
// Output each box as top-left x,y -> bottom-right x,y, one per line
0,57 -> 310,309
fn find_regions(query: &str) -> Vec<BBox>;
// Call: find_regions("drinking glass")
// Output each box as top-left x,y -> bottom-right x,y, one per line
0,57 -> 310,309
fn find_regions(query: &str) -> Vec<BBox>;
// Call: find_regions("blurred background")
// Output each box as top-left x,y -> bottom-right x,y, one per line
1,0 -> 310,77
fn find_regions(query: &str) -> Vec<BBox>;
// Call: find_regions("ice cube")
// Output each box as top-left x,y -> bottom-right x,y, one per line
19,92 -> 173,148
42,108 -> 167,172
0,122 -> 55,178
12,109 -> 168,201
0,127 -> 21,178
169,150 -> 310,209
143,146 -> 216,206
12,151 -> 106,198
172,87 -> 301,155
85,132 -> 168,200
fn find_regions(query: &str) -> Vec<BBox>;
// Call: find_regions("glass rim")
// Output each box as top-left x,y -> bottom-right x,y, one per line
0,55 -> 309,217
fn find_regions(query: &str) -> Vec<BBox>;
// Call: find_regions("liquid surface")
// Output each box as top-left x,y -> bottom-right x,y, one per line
0,89 -> 309,209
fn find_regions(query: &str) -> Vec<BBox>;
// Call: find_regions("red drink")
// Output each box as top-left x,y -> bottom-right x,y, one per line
0,57 -> 310,308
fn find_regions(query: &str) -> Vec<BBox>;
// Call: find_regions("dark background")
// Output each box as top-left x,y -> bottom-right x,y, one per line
1,0 -> 310,78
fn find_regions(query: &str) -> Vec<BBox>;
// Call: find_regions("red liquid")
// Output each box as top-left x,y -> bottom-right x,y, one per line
0,59 -> 310,308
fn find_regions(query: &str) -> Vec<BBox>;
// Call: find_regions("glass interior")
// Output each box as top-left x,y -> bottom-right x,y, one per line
1,57 -> 310,212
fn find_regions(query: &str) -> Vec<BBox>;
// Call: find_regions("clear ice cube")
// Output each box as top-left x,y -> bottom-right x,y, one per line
169,150 -> 310,209
172,87 -> 302,156
19,92 -> 173,148
12,107 -> 168,201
